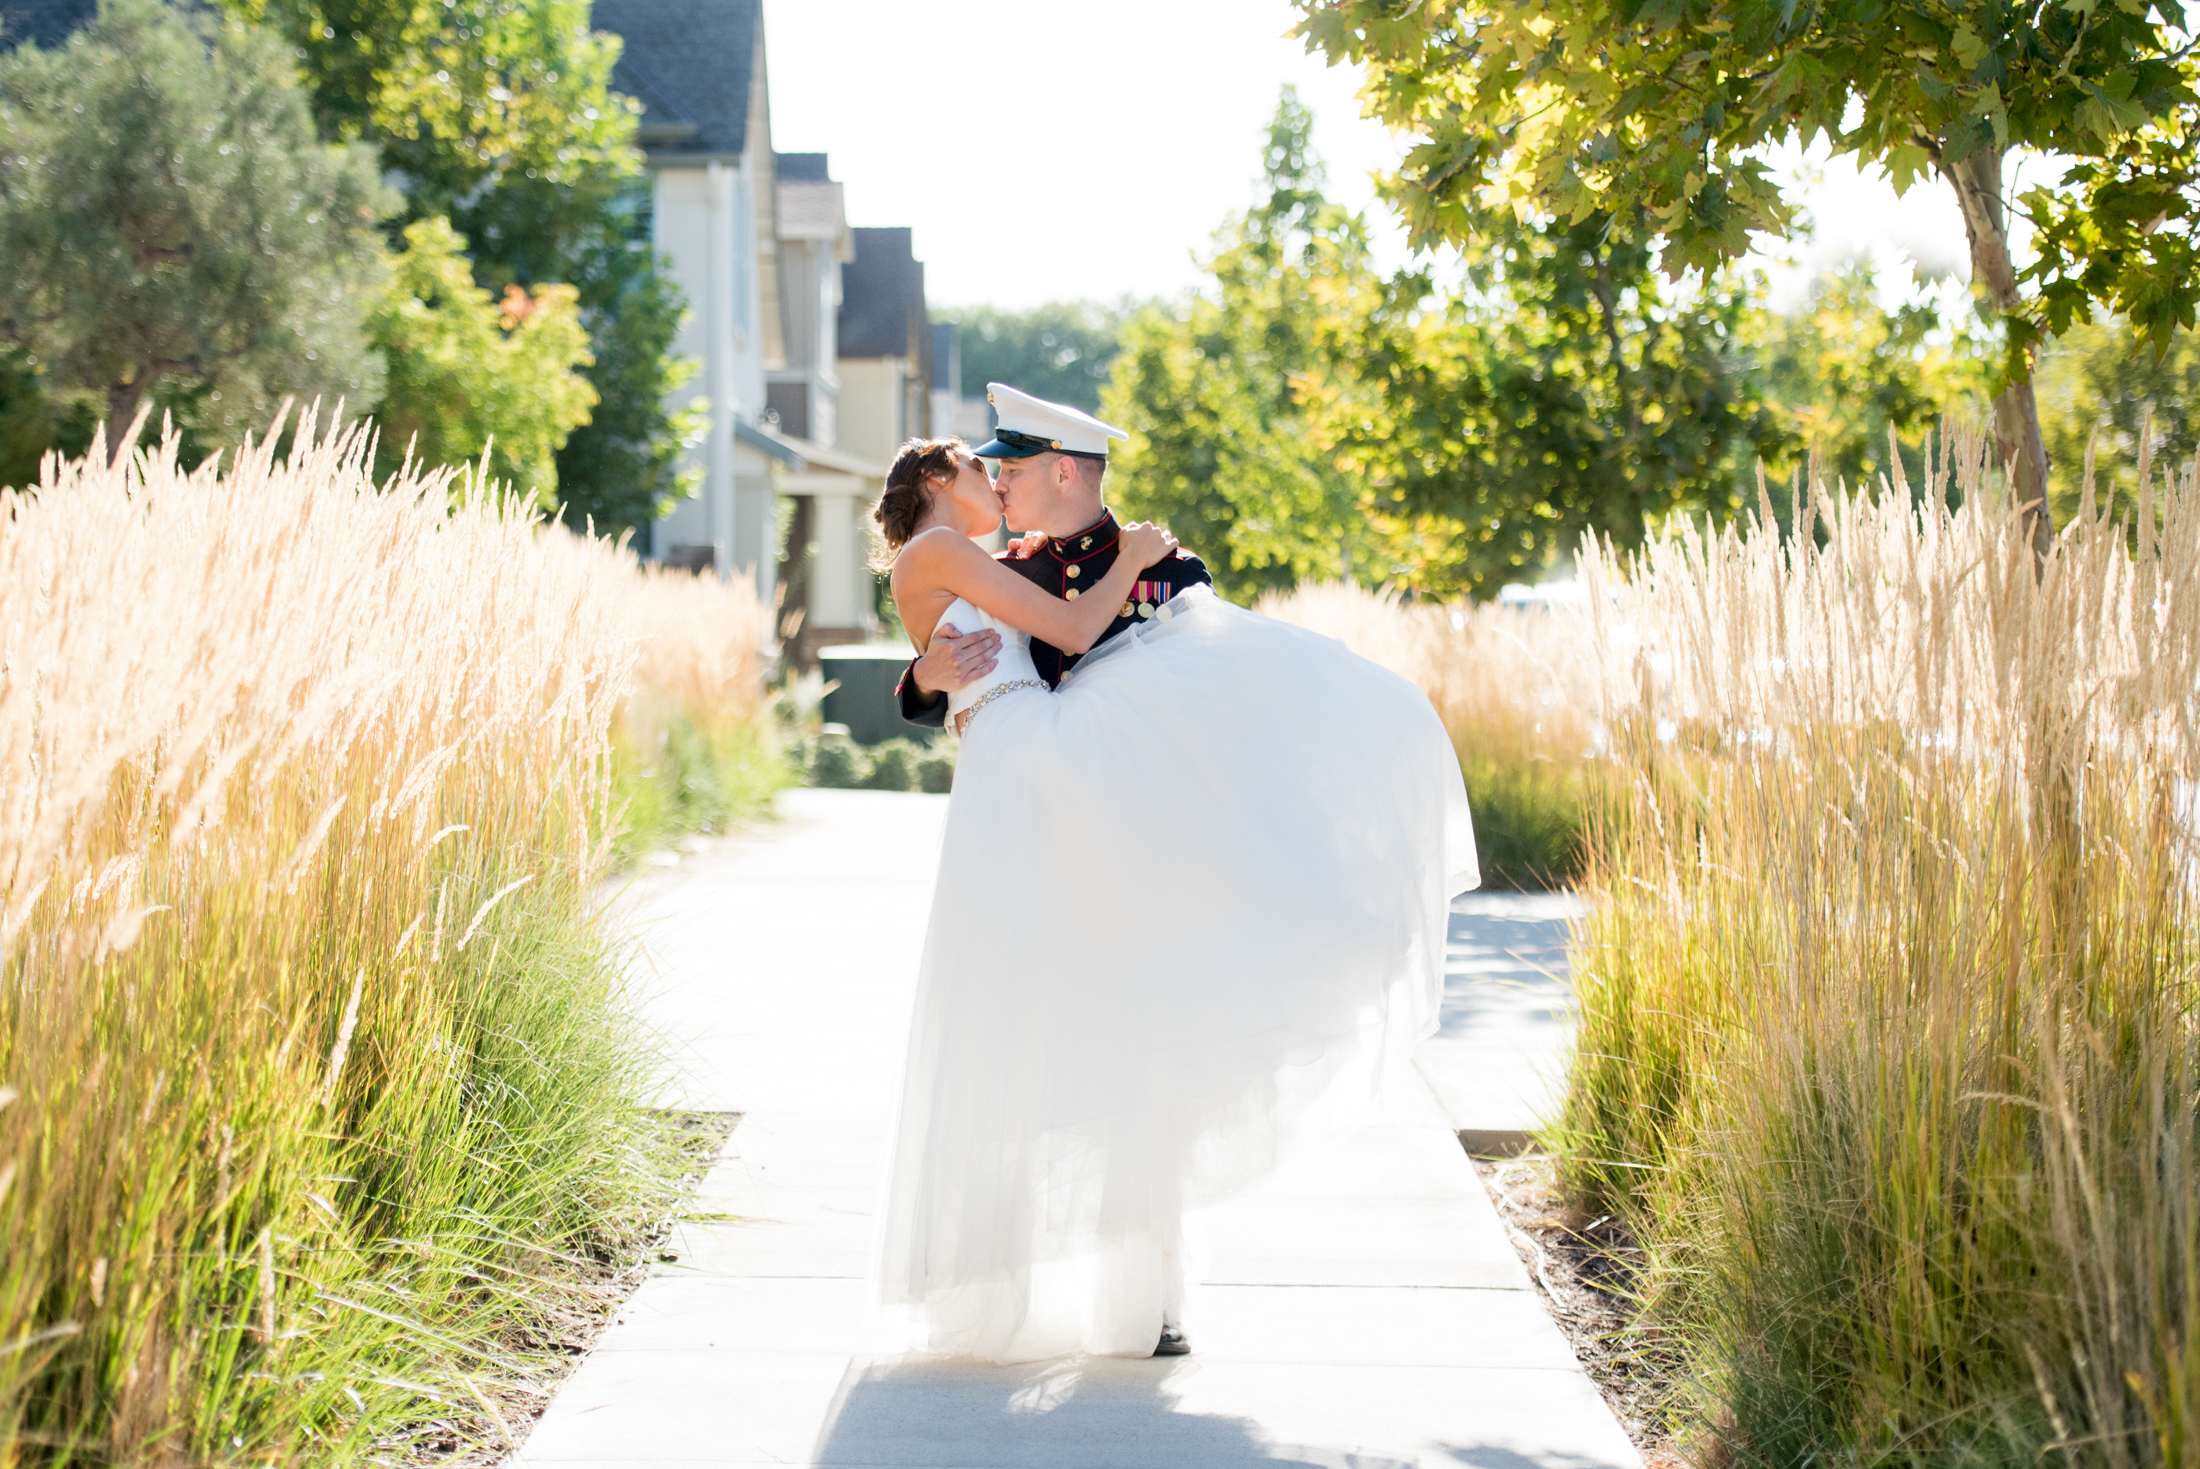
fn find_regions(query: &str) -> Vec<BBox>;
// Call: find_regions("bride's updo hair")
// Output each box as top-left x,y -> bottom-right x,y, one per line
870,436 -> 970,567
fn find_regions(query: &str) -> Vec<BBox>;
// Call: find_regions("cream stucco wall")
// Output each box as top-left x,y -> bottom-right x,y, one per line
645,39 -> 780,602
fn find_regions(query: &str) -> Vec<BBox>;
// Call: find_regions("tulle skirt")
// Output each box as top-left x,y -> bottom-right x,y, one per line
874,587 -> 1478,1361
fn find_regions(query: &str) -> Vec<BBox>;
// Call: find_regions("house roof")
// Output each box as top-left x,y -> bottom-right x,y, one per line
839,227 -> 926,359
594,0 -> 759,159
774,437 -> 887,481
734,419 -> 803,468
776,152 -> 831,182
1,0 -> 93,49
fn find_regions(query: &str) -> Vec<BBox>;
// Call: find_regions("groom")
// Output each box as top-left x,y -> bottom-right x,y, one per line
893,381 -> 1213,727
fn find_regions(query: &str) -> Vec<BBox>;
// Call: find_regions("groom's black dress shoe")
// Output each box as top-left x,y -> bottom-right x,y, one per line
1153,1329 -> 1191,1357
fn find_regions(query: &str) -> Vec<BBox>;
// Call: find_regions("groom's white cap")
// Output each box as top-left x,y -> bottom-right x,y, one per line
974,381 -> 1130,459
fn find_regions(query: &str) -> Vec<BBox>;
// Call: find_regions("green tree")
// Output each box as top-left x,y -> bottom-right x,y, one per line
0,353 -> 97,488
1296,0 -> 2200,557
942,302 -> 1142,414
224,0 -> 693,535
2035,315 -> 2200,523
0,0 -> 391,465
220,0 -> 632,208
1746,262 -> 1993,497
368,216 -> 597,501
450,173 -> 697,535
1105,91 -> 1382,600
1303,209 -> 1780,596
1108,90 -> 1777,602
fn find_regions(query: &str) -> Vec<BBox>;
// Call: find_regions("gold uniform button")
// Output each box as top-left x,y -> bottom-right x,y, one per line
1065,587 -> 1080,600
1138,602 -> 1155,618
1065,564 -> 1080,579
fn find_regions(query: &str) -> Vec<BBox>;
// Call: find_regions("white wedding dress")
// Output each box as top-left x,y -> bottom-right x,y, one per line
874,585 -> 1478,1362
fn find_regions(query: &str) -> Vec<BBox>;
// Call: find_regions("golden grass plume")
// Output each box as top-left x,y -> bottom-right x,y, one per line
1565,424 -> 2200,1463
0,411 -> 770,1464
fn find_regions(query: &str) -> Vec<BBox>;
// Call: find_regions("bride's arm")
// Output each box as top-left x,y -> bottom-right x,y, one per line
897,526 -> 1173,655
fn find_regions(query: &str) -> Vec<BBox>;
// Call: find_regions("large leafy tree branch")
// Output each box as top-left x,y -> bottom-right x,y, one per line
1294,0 -> 2199,555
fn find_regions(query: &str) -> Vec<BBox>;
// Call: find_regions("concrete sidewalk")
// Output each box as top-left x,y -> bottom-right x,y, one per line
517,789 -> 1634,1469
1419,890 -> 1586,1152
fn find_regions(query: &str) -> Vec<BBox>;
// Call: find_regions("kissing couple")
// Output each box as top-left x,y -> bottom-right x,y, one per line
866,382 -> 1479,1363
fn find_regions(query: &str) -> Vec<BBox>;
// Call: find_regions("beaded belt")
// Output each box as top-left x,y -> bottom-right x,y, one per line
952,678 -> 1045,736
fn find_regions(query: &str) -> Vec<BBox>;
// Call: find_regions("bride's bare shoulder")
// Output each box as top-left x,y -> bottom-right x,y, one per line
898,526 -> 980,562
892,528 -> 983,591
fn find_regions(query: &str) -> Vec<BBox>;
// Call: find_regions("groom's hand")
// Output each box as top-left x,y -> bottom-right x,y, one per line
911,623 -> 1002,697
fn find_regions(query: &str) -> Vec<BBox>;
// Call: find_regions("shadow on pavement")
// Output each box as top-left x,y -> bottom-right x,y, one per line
810,1355 -> 1417,1468
1440,1447 -> 1621,1469
1435,898 -> 1581,1038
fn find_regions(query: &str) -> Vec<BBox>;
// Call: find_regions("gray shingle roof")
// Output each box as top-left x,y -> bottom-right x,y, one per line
840,227 -> 925,359
776,152 -> 830,182
1,0 -> 94,50
594,0 -> 758,159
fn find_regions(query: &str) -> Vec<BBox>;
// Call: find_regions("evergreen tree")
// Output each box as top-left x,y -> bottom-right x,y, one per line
0,0 -> 390,470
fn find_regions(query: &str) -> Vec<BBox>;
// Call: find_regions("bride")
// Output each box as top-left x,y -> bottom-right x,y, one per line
870,427 -> 1477,1365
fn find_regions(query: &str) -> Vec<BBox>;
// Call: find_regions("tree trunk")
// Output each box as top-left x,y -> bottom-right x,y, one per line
1942,145 -> 2080,929
1941,144 -> 2054,559
777,493 -> 818,664
1587,246 -> 1650,548
103,375 -> 152,466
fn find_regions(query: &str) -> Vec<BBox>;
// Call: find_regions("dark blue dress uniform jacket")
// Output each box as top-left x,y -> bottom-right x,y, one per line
893,509 -> 1215,730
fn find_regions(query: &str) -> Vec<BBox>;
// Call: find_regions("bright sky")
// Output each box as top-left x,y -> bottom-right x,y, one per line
762,0 -> 1993,315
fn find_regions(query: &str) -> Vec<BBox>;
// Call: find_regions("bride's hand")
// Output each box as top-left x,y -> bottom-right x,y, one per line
1120,521 -> 1177,569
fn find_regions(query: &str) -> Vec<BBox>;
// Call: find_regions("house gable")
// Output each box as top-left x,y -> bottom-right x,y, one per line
0,0 -> 94,50
593,0 -> 758,162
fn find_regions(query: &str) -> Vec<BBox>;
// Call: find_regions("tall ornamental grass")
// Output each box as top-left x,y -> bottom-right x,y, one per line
612,564 -> 783,857
1564,428 -> 2200,1464
1264,582 -> 1605,887
0,414 -> 771,1465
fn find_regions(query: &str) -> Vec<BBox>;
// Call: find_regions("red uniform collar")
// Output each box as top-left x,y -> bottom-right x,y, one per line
1044,510 -> 1120,563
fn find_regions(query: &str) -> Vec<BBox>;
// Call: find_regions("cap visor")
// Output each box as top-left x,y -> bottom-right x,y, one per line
972,436 -> 1050,459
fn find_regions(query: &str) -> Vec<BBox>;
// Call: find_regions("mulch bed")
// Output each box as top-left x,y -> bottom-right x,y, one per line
395,1111 -> 738,1467
1471,1151 -> 1690,1467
